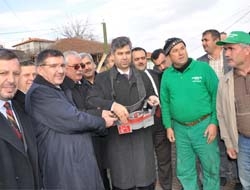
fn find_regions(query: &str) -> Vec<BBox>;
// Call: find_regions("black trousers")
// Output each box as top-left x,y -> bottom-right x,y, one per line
112,182 -> 155,190
152,116 -> 172,190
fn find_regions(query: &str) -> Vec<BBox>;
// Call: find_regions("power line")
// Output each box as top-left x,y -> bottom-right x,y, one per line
0,28 -> 53,35
2,0 -> 19,19
189,7 -> 250,55
222,9 -> 250,31
1,0 -> 32,32
0,22 -> 102,35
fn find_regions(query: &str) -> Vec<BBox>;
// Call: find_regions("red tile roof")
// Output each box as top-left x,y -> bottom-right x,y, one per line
12,38 -> 55,47
48,38 -> 109,54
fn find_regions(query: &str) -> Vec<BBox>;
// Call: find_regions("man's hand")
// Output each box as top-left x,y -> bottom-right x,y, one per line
227,148 -> 237,159
147,95 -> 159,107
102,110 -> 118,128
102,110 -> 117,118
166,128 -> 175,142
111,102 -> 129,124
204,124 -> 217,143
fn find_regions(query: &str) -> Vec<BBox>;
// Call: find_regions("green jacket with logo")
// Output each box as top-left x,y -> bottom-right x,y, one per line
160,58 -> 219,128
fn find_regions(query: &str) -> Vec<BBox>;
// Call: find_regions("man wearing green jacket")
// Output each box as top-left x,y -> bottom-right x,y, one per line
160,37 -> 220,190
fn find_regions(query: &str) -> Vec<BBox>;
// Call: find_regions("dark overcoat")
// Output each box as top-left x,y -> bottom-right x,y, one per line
0,99 -> 40,189
25,75 -> 106,190
87,67 -> 156,189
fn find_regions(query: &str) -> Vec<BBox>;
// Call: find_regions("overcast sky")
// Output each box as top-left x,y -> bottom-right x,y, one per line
0,0 -> 249,58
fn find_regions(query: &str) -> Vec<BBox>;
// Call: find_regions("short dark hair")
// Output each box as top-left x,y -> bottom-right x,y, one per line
111,36 -> 132,53
36,49 -> 64,66
20,59 -> 35,66
0,48 -> 19,61
220,31 -> 227,35
202,29 -> 221,40
151,48 -> 165,61
131,47 -> 147,56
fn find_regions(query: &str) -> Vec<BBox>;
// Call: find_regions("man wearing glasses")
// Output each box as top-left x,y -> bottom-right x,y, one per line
62,50 -> 87,110
62,51 -> 112,189
25,49 -> 117,190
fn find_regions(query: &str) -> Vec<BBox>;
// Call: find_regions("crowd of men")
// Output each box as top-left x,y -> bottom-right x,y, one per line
0,30 -> 249,190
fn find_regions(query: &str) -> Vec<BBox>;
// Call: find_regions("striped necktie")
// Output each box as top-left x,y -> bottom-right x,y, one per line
4,102 -> 23,141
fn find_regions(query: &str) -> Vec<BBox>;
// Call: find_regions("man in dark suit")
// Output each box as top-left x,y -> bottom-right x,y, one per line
87,37 -> 159,190
132,47 -> 172,190
0,49 -> 40,189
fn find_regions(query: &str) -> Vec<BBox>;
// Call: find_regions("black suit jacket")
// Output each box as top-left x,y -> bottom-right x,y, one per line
0,99 -> 40,189
147,69 -> 161,93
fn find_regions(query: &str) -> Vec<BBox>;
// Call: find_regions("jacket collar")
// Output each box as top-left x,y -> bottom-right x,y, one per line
61,76 -> 75,90
34,75 -> 62,91
169,58 -> 193,73
112,66 -> 134,80
224,69 -> 234,83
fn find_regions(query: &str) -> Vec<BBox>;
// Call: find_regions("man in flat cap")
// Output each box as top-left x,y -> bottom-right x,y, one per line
160,37 -> 220,190
216,31 -> 250,190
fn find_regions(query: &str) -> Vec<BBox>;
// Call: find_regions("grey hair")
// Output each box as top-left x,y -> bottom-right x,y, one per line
79,52 -> 94,63
63,50 -> 81,64
111,36 -> 132,53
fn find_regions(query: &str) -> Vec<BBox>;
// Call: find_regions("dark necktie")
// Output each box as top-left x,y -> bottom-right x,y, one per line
123,74 -> 129,79
4,102 -> 23,141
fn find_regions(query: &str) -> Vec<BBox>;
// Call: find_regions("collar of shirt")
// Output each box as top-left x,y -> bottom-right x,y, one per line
0,100 -> 12,118
207,50 -> 223,61
117,68 -> 130,75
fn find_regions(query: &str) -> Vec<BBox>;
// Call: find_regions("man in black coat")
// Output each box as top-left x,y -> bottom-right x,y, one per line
87,37 -> 160,190
0,49 -> 40,189
132,47 -> 172,190
61,51 -> 111,189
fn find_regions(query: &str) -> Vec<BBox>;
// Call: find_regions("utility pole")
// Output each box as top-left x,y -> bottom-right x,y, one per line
102,22 -> 108,54
97,22 -> 108,73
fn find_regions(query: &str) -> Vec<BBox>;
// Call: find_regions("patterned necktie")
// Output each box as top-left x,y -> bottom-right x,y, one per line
4,102 -> 23,141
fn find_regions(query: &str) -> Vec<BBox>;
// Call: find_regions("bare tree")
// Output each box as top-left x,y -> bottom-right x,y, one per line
58,18 -> 96,40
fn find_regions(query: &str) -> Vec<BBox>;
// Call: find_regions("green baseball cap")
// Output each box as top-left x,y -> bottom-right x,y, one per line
216,31 -> 250,46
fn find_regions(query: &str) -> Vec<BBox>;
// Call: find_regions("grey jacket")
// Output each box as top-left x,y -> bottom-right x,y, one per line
197,51 -> 231,74
216,69 -> 239,152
